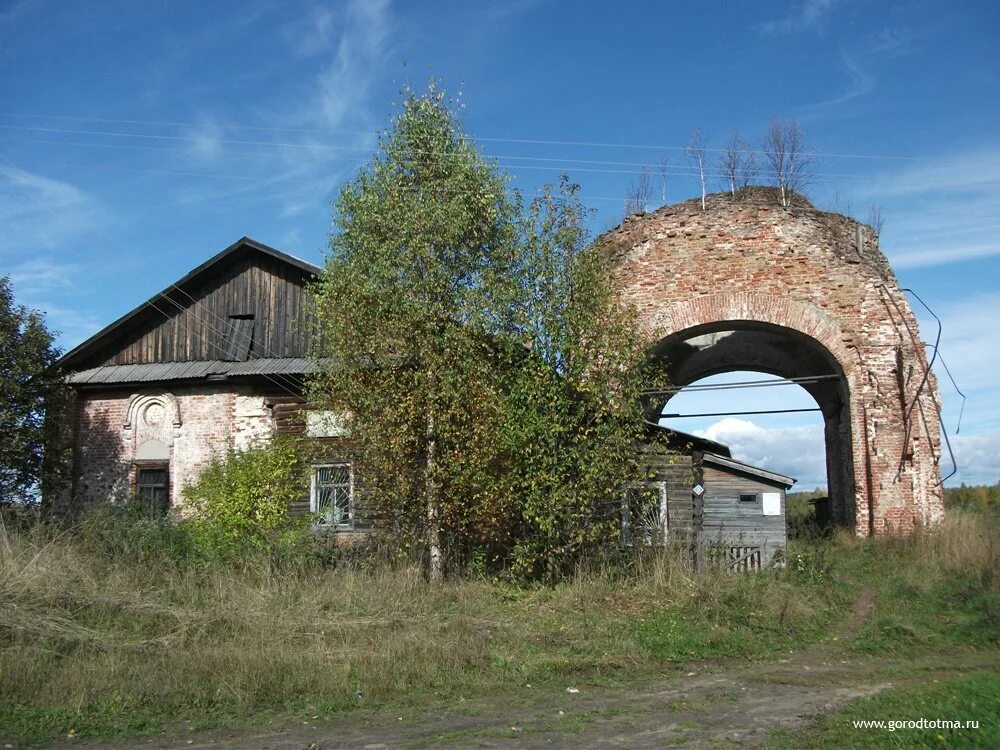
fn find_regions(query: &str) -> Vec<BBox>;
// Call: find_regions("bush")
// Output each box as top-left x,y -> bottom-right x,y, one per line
182,439 -> 309,562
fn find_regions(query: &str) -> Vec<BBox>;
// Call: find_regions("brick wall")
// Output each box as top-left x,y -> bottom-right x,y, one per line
601,192 -> 944,535
65,383 -> 276,509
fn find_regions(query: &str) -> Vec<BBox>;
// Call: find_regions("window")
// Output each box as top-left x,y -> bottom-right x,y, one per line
739,493 -> 759,503
311,464 -> 353,528
622,481 -> 668,545
136,466 -> 169,515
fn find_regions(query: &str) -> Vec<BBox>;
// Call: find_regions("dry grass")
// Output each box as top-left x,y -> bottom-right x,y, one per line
1,509 -> 997,741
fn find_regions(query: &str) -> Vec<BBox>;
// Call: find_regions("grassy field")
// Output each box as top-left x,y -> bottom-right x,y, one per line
770,673 -> 1000,749
1,507 -> 997,745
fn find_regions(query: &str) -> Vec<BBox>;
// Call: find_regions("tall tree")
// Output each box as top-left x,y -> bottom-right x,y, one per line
623,165 -> 653,217
311,86 -> 657,581
685,129 -> 708,210
762,118 -> 814,207
719,130 -> 758,197
0,277 -> 62,505
504,180 -> 658,581
310,84 -> 520,579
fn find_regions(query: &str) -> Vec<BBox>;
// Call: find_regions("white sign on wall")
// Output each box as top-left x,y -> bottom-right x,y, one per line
762,492 -> 782,516
305,410 -> 351,438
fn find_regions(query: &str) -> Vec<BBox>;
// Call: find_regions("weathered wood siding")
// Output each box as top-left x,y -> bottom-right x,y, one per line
86,250 -> 315,367
638,449 -> 697,541
701,465 -> 787,565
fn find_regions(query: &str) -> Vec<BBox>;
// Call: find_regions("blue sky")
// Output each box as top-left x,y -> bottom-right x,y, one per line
1,0 -> 997,487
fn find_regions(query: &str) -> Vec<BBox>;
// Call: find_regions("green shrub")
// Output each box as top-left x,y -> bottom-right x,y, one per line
182,439 -> 308,561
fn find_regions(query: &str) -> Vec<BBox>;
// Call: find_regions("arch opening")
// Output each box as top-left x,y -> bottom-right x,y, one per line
648,320 -> 856,528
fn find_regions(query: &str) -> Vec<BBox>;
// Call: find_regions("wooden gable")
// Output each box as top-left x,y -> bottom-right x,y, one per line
60,238 -> 321,370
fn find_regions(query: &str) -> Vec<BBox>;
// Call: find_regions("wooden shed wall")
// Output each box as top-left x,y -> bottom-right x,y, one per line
639,451 -> 698,541
701,465 -> 787,563
87,251 -> 315,367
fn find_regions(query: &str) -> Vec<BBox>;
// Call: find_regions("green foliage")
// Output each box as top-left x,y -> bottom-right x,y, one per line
0,276 -> 65,505
310,82 -> 520,573
182,439 -> 308,559
499,182 -> 659,581
76,500 -> 199,565
775,673 -> 1000,749
310,83 -> 657,580
944,482 -> 1000,513
2,510 -> 997,744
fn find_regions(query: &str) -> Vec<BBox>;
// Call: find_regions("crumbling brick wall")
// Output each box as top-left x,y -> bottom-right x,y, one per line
601,191 -> 944,534
64,384 -> 275,509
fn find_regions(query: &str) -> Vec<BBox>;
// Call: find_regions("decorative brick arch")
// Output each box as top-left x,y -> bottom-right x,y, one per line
601,192 -> 945,535
650,292 -> 860,379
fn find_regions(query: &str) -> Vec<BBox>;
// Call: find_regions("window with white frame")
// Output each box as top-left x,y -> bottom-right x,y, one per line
311,464 -> 353,528
622,481 -> 668,545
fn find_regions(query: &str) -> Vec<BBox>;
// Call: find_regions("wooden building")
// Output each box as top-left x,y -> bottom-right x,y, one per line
51,236 -> 795,565
632,428 -> 795,569
50,237 -> 356,529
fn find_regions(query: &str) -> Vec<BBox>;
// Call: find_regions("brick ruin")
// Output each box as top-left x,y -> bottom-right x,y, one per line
600,191 -> 945,534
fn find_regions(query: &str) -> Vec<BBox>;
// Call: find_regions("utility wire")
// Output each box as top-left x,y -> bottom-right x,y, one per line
642,374 -> 841,396
0,125 -> 931,182
0,111 -> 926,161
661,408 -> 823,418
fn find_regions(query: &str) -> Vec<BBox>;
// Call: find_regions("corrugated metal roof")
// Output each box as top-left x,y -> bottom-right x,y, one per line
702,452 -> 796,488
67,358 -> 315,385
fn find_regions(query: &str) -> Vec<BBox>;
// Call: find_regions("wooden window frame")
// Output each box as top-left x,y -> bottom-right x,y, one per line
133,461 -> 170,514
739,492 -> 760,503
310,463 -> 354,530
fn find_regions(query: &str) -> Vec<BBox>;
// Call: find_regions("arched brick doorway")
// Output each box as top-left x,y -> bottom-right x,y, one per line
601,193 -> 945,535
650,318 -> 855,527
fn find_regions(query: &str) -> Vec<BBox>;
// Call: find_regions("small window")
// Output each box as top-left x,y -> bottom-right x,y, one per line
622,482 -> 668,545
312,464 -> 353,528
136,466 -> 169,515
739,493 -> 759,503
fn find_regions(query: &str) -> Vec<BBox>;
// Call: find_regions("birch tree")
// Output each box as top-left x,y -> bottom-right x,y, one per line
310,84 -> 519,580
762,118 -> 814,207
685,129 -> 708,209
623,165 -> 653,216
311,86 -> 656,582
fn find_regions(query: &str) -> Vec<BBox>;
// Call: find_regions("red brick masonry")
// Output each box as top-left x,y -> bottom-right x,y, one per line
602,193 -> 944,534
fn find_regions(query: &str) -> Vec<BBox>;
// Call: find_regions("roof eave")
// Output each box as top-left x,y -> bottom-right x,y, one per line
701,451 -> 797,488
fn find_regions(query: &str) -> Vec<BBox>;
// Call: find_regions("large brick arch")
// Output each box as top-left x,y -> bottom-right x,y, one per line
600,192 -> 945,535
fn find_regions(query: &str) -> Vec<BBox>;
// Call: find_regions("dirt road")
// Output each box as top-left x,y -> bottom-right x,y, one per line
48,648 -> 998,750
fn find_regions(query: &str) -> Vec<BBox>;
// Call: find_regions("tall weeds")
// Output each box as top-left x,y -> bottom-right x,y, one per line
1,508 -> 996,740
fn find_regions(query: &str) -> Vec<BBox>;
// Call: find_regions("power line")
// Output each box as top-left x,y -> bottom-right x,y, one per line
661,408 -> 823,418
0,125 -> 927,182
642,374 -> 841,396
0,111 -> 926,161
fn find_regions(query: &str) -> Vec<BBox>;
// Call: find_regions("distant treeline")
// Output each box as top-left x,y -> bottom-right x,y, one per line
787,483 -> 999,523
944,483 -> 1000,511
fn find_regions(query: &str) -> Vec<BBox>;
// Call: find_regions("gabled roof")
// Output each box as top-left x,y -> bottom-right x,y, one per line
58,237 -> 322,369
702,452 -> 796,489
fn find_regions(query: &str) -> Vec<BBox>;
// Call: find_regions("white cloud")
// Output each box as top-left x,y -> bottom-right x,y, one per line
6,257 -> 81,297
185,121 -> 225,162
283,7 -> 336,58
696,417 -> 828,489
0,164 -> 104,253
853,146 -> 1000,270
308,0 -> 393,131
892,242 -> 1000,269
948,431 -> 1000,486
758,0 -> 841,36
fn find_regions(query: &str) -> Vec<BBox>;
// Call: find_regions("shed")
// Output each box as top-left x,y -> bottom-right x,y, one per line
633,428 -> 795,570
697,451 -> 795,570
